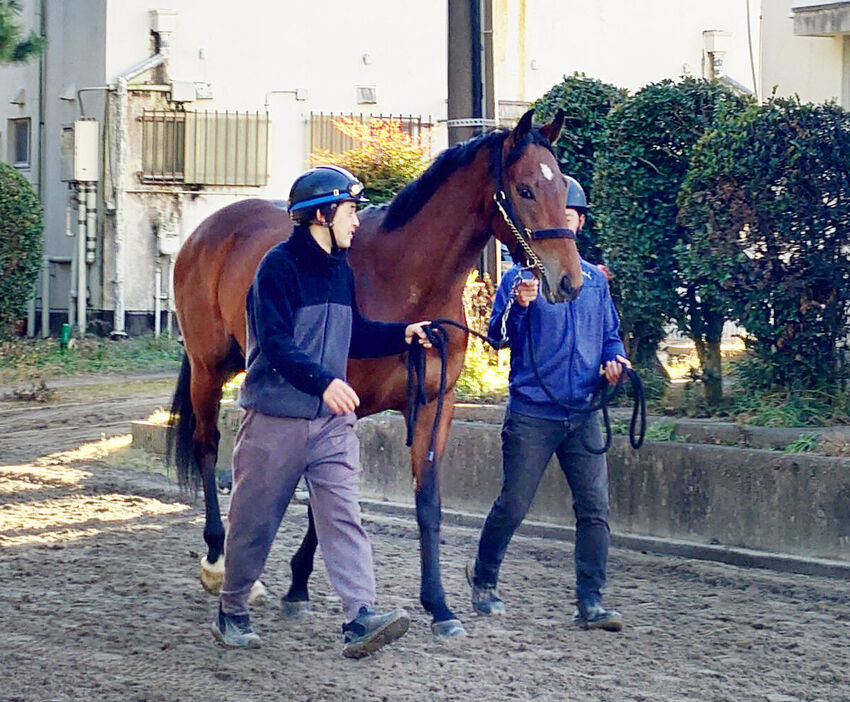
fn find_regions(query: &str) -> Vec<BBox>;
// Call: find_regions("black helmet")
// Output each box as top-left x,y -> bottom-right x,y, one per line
564,175 -> 588,214
288,165 -> 369,222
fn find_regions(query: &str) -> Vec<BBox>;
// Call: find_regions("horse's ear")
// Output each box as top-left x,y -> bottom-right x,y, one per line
510,109 -> 535,147
539,109 -> 565,145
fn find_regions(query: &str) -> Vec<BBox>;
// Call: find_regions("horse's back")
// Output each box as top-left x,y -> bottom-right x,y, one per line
175,199 -> 293,360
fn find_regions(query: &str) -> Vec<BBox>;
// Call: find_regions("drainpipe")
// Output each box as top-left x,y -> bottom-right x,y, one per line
110,11 -> 173,337
76,184 -> 86,335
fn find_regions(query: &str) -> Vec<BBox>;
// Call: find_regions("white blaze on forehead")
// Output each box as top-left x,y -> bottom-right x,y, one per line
539,163 -> 554,181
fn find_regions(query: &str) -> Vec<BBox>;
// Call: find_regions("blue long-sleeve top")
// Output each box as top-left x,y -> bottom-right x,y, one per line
239,225 -> 408,419
488,260 -> 626,421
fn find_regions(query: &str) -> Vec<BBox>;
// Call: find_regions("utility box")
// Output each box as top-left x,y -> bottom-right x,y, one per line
60,119 -> 99,182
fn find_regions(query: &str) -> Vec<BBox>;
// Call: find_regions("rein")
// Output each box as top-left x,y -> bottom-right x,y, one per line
405,314 -> 646,464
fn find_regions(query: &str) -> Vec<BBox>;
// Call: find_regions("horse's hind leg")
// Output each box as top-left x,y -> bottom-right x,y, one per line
412,392 -> 466,637
282,504 -> 318,618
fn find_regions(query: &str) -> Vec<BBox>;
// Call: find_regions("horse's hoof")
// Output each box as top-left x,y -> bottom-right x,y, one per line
431,619 -> 467,637
247,580 -> 268,606
199,556 -> 224,595
281,599 -> 314,620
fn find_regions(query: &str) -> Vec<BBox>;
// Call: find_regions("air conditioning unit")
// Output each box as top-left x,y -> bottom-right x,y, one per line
59,119 -> 99,182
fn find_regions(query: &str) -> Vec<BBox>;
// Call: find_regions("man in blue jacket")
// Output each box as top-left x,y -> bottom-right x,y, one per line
466,175 -> 630,632
213,165 -> 431,657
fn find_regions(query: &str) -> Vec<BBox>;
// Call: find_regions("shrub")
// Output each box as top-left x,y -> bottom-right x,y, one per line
455,271 -> 508,401
679,97 -> 850,392
311,117 -> 430,204
532,73 -> 626,262
0,163 -> 43,336
593,78 -> 748,398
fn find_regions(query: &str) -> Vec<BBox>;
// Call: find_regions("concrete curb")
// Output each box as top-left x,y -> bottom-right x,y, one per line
352,497 -> 850,580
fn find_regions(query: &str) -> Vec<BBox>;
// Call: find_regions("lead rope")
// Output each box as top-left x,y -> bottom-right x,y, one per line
404,300 -> 646,459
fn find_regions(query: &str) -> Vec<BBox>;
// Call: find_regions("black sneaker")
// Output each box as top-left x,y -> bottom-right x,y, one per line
342,606 -> 410,659
465,557 -> 505,616
211,607 -> 262,648
573,600 -> 623,632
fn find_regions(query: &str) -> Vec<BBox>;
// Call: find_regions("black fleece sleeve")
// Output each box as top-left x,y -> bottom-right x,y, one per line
347,268 -> 409,358
250,255 -> 336,397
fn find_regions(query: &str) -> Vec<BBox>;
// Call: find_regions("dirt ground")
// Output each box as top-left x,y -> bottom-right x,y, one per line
1,376 -> 849,702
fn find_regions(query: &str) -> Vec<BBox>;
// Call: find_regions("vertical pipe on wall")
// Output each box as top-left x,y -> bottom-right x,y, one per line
154,265 -> 162,338
76,184 -> 87,336
85,182 -> 97,264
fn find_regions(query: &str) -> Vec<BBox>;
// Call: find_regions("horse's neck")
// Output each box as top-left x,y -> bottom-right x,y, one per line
356,160 -> 493,318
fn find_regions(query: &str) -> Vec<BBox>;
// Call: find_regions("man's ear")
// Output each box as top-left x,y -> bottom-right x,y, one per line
579,213 -> 586,230
315,208 -> 326,223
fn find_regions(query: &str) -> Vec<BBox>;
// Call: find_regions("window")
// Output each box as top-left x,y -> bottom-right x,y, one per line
140,110 -> 269,186
8,118 -> 30,168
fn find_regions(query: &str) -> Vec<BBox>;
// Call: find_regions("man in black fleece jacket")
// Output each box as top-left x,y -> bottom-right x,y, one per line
212,166 -> 431,658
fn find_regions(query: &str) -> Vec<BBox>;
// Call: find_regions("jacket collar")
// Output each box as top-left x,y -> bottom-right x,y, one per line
289,225 -> 347,268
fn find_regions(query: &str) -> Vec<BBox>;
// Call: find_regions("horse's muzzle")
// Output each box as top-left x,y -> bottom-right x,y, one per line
558,275 -> 582,302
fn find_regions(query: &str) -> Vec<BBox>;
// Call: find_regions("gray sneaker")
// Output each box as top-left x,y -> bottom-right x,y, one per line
572,600 -> 623,632
465,557 -> 505,616
342,606 -> 410,659
211,607 -> 262,648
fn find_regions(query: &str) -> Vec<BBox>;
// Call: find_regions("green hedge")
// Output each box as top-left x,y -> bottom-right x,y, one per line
532,73 -> 626,262
0,164 -> 43,336
679,97 -> 850,391
593,78 -> 748,389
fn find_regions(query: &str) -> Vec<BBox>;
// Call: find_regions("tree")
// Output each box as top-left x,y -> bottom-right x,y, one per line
0,0 -> 44,64
532,73 -> 626,262
311,117 -> 430,205
0,163 -> 43,336
593,78 -> 748,400
679,97 -> 850,393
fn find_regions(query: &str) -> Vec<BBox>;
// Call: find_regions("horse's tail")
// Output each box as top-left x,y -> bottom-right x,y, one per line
167,354 -> 199,493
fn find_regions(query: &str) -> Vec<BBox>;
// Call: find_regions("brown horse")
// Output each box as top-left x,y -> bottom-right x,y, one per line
169,109 -> 583,637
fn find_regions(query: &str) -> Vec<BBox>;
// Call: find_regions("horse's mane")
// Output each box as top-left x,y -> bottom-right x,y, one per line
381,125 -> 556,231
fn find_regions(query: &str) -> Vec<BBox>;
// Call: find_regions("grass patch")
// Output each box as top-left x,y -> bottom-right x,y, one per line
0,335 -> 183,383
644,418 -> 678,441
782,432 -> 821,454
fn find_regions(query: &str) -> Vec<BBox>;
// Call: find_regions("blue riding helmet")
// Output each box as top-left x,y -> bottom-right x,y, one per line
288,165 -> 369,219
564,175 -> 588,214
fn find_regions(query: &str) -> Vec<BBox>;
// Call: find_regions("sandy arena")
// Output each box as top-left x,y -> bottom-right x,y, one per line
1,378 -> 848,701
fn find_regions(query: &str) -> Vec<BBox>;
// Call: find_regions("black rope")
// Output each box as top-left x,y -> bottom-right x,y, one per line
525,305 -> 645,454
404,316 -> 646,460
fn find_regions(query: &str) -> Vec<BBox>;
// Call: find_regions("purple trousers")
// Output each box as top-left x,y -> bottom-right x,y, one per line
219,409 -> 375,621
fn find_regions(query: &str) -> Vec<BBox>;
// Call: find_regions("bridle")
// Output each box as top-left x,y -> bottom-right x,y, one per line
490,135 -> 577,303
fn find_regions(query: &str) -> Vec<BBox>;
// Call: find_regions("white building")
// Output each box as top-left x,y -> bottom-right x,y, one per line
0,1 -> 846,336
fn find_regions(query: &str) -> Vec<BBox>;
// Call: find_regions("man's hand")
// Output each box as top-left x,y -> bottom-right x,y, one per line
323,378 -> 360,414
516,278 -> 539,307
603,354 -> 632,385
405,321 -> 433,348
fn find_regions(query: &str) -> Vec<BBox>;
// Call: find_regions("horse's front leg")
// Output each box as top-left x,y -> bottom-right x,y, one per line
411,390 -> 466,637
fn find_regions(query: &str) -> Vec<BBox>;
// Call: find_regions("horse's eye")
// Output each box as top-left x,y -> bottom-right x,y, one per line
518,186 -> 535,200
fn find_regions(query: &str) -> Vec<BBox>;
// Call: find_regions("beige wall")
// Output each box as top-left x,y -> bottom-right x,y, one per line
762,0 -> 847,106
494,0 -> 761,100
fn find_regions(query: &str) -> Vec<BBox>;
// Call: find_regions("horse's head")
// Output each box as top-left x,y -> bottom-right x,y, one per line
492,109 -> 583,303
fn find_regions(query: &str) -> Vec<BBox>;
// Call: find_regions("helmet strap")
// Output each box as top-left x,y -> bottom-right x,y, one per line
315,204 -> 340,254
